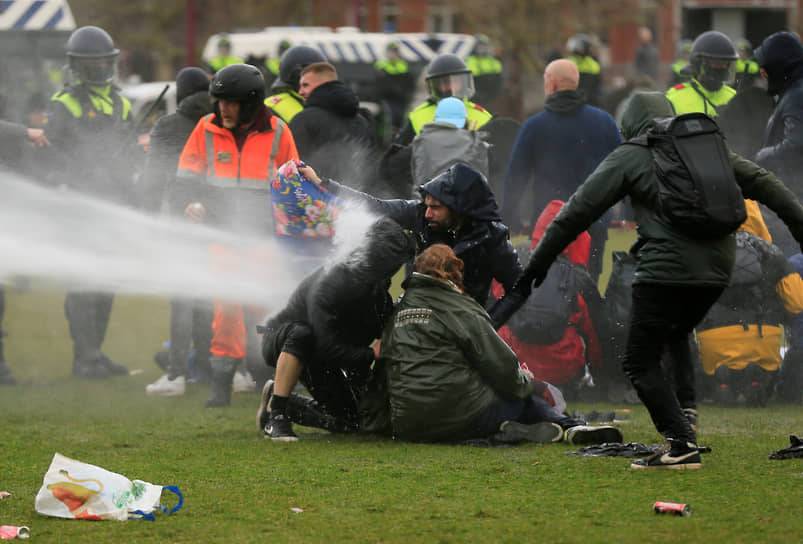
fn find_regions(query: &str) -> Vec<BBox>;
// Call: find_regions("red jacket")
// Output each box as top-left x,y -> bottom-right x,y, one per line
494,200 -> 603,384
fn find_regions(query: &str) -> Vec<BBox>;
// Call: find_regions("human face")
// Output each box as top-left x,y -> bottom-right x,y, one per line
218,98 -> 240,129
424,194 -> 454,230
299,71 -> 328,100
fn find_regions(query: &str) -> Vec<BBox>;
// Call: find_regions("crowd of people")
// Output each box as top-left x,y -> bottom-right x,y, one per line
2,23 -> 802,471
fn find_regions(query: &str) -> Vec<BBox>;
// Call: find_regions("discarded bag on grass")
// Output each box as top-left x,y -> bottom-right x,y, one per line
35,453 -> 182,521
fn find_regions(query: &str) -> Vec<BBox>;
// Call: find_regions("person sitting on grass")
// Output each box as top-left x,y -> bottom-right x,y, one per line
378,243 -> 623,445
256,216 -> 416,441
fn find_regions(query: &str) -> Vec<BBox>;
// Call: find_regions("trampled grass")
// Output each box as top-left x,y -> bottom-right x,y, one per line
0,285 -> 801,543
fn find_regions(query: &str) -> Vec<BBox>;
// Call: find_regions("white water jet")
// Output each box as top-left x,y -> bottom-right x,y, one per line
0,171 -> 379,311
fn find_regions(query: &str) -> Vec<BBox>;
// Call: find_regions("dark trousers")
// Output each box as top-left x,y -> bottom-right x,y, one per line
624,283 -> 723,443
464,394 -> 583,441
65,291 -> 114,363
167,298 -> 213,380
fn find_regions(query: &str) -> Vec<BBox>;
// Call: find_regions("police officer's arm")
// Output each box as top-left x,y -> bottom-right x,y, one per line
731,151 -> 803,249
755,108 -> 803,173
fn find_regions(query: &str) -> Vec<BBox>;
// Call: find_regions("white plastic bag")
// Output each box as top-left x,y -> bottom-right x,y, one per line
35,453 -> 182,521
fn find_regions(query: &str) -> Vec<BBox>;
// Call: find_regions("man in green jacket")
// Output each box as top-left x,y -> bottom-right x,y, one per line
381,244 -> 622,445
515,92 -> 803,469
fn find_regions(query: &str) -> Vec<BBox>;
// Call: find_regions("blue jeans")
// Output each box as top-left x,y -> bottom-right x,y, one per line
464,394 -> 581,440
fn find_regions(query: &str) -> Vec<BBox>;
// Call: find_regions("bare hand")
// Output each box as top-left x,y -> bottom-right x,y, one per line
372,339 -> 382,360
27,128 -> 50,147
184,202 -> 206,222
298,164 -> 321,185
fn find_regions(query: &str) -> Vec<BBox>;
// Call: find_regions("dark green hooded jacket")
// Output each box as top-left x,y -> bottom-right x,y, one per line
528,92 -> 803,287
380,273 -> 533,442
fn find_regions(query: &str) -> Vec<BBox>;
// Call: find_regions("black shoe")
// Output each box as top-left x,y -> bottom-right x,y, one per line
682,408 -> 698,433
72,355 -> 128,380
493,421 -> 563,444
630,440 -> 702,470
564,425 -> 624,445
257,379 -> 274,432
264,412 -> 298,442
97,354 -> 130,376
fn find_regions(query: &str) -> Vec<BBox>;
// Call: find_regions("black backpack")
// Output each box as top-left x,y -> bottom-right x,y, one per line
628,112 -> 746,239
508,252 -> 578,345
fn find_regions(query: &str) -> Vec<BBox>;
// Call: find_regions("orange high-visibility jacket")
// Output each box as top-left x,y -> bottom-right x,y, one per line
177,112 -> 298,233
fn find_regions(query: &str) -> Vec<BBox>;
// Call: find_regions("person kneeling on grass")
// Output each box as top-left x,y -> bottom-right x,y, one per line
379,244 -> 623,445
256,217 -> 416,441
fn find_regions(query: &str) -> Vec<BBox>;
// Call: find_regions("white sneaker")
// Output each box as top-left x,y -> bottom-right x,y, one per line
145,374 -> 186,396
232,369 -> 256,393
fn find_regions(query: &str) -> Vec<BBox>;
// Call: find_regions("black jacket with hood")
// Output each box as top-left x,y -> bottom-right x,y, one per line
262,217 -> 415,370
289,80 -> 376,188
755,31 -> 803,188
322,163 -> 523,315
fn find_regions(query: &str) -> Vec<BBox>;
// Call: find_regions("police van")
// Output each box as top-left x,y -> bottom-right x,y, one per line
0,0 -> 76,123
201,26 -> 478,104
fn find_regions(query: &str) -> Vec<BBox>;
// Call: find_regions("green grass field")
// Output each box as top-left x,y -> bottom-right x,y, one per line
1,238 -> 801,543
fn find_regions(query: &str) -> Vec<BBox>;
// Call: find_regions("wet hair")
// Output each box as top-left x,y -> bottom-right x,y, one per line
413,244 -> 464,292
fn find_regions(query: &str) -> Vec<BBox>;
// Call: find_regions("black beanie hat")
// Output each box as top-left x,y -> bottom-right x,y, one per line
754,31 -> 803,95
176,67 -> 210,104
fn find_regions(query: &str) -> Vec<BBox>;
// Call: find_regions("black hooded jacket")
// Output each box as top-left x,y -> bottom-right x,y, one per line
289,80 -> 376,185
263,217 -> 415,370
755,32 -> 803,192
322,163 -> 523,317
142,90 -> 214,212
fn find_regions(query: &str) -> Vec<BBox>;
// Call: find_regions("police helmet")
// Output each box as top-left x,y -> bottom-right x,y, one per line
65,26 -> 120,86
566,34 -> 592,56
209,63 -> 266,124
690,31 -> 738,91
273,45 -> 327,91
425,53 -> 475,100
735,38 -> 752,55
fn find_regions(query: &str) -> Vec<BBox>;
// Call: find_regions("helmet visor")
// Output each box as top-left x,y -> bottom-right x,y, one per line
71,56 -> 117,86
701,57 -> 736,86
427,72 -> 475,100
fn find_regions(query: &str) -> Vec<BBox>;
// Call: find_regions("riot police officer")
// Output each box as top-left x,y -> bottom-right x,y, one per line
665,30 -> 738,117
393,53 -> 493,146
42,25 -> 135,379
566,33 -> 601,106
264,45 -> 327,123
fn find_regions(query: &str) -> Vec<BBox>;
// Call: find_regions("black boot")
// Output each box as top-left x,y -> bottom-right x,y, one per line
205,355 -> 237,407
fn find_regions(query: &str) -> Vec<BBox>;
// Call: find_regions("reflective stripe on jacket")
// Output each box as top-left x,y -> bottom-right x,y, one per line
666,79 -> 736,117
408,100 -> 492,134
265,91 -> 305,123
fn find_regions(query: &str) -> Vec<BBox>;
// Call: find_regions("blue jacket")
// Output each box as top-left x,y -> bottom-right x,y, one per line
501,90 -> 621,232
